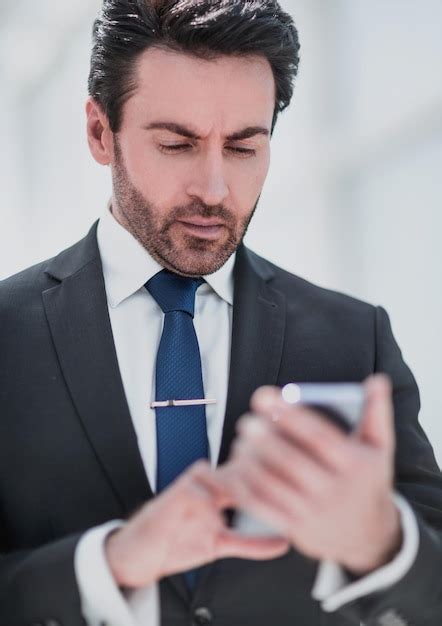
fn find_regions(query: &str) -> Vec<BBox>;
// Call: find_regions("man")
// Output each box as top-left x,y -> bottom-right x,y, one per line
0,1 -> 441,625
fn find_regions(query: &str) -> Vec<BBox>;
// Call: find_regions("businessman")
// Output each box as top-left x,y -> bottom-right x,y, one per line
0,1 -> 441,626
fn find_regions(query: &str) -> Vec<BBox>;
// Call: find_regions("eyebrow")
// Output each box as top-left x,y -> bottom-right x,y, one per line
143,121 -> 270,141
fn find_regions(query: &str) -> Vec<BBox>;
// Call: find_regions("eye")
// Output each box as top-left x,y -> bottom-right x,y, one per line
227,146 -> 256,157
158,144 -> 257,157
159,144 -> 192,154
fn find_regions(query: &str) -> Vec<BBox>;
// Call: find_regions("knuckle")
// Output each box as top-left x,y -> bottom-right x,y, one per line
236,411 -> 255,426
190,459 -> 210,476
250,386 -> 279,410
179,470 -> 202,494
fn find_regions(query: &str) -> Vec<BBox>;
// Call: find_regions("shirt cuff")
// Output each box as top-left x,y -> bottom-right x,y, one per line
74,520 -> 160,626
311,493 -> 419,612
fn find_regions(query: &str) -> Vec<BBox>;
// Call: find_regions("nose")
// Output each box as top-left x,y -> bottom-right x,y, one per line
186,147 -> 230,206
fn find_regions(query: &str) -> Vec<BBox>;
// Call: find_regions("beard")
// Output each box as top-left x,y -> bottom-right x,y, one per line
111,137 -> 259,277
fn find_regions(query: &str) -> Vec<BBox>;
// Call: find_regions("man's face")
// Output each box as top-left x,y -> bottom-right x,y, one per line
110,48 -> 275,276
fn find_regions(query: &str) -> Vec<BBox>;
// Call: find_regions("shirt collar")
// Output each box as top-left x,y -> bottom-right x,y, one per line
97,206 -> 235,308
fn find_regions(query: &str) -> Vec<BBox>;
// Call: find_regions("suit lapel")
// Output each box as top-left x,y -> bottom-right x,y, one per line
217,244 -> 286,466
42,223 -> 190,604
42,223 -> 153,517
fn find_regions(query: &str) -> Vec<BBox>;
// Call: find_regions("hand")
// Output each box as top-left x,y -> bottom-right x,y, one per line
105,460 -> 290,588
220,374 -> 402,575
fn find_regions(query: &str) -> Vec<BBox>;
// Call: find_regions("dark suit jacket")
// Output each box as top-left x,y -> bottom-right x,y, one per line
0,222 -> 441,626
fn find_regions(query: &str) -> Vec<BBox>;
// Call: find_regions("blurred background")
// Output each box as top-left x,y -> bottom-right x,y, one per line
0,0 -> 441,463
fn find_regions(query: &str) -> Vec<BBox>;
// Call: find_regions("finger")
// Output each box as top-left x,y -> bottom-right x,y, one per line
238,407 -> 352,473
231,448 -> 314,519
358,374 -> 395,454
216,528 -> 290,560
233,419 -> 332,495
250,386 -> 283,417
215,461 -> 296,534
189,460 -> 235,509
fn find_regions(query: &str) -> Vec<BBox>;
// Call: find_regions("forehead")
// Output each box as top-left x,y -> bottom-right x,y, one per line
123,47 -> 276,133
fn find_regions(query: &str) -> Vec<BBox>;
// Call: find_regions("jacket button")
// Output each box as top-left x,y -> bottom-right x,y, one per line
193,606 -> 213,625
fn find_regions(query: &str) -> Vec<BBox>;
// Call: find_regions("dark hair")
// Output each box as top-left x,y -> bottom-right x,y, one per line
89,0 -> 300,134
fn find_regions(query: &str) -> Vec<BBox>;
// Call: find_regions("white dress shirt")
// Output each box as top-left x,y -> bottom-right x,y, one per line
74,207 -> 419,626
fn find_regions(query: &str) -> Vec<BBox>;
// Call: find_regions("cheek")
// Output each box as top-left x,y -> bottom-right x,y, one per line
121,139 -> 181,205
230,154 -> 270,210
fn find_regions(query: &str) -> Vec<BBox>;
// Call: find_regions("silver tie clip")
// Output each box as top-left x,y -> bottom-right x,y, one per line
150,398 -> 217,409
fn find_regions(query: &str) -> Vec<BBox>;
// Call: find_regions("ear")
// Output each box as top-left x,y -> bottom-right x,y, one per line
86,97 -> 114,166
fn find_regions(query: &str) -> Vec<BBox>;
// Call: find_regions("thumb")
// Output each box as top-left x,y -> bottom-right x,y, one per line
358,373 -> 395,455
216,528 -> 290,561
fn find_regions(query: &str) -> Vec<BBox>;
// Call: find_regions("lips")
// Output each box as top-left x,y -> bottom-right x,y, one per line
177,218 -> 224,227
176,220 -> 225,239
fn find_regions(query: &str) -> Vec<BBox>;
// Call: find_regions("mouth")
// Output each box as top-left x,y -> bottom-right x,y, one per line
176,219 -> 225,239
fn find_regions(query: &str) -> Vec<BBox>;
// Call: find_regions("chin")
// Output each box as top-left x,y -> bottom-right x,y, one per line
164,251 -> 229,277
149,230 -> 238,276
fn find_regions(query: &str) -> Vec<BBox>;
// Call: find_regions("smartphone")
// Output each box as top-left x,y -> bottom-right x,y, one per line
233,382 -> 366,537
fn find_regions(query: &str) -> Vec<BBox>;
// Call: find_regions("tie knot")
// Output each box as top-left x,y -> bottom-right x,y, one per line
145,269 -> 203,317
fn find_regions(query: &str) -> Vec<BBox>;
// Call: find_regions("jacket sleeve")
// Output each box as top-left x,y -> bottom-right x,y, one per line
335,305 -> 442,626
0,533 -> 85,626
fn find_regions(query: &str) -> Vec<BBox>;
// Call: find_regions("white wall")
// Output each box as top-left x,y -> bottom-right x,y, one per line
1,0 -> 441,463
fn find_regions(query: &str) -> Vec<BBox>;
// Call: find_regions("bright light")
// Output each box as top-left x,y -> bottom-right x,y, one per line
282,383 -> 301,404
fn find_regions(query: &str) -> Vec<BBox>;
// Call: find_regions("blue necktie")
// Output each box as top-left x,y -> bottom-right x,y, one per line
146,269 -> 209,590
